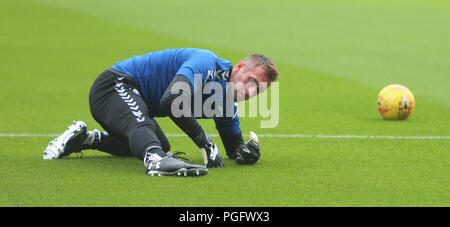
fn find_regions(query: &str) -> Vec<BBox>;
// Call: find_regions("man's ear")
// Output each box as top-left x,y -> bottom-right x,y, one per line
235,60 -> 246,71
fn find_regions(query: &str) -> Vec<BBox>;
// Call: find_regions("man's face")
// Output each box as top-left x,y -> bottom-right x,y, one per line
229,61 -> 271,102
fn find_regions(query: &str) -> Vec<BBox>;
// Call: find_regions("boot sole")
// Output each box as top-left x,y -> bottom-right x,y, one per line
147,167 -> 208,177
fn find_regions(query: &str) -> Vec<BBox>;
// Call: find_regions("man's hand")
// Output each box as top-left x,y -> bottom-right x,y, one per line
236,131 -> 261,165
200,133 -> 225,168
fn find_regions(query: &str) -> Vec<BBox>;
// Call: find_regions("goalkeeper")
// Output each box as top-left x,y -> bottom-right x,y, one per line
43,48 -> 279,177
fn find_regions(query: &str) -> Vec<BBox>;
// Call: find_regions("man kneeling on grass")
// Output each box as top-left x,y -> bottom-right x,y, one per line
43,48 -> 279,177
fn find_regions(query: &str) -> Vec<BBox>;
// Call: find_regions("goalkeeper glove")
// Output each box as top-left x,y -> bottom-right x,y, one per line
198,132 -> 225,168
236,131 -> 261,165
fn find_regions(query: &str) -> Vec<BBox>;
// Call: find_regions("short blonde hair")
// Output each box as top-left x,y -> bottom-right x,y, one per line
243,54 -> 279,81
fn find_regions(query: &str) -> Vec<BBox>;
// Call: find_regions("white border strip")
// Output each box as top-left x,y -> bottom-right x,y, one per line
0,133 -> 449,140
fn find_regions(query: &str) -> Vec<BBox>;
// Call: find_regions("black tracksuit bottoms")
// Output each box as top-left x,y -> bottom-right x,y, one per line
87,69 -> 170,160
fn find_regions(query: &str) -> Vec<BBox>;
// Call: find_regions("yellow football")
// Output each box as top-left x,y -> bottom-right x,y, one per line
377,84 -> 415,120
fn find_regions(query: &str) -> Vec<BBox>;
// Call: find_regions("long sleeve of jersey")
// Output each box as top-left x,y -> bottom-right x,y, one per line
161,74 -> 244,155
215,118 -> 245,159
160,75 -> 209,148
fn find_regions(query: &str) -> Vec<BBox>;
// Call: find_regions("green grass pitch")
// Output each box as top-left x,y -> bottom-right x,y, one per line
0,0 -> 449,206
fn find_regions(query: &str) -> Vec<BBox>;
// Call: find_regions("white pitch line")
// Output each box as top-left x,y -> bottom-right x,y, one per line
0,133 -> 449,140
256,134 -> 450,140
0,133 -> 60,137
